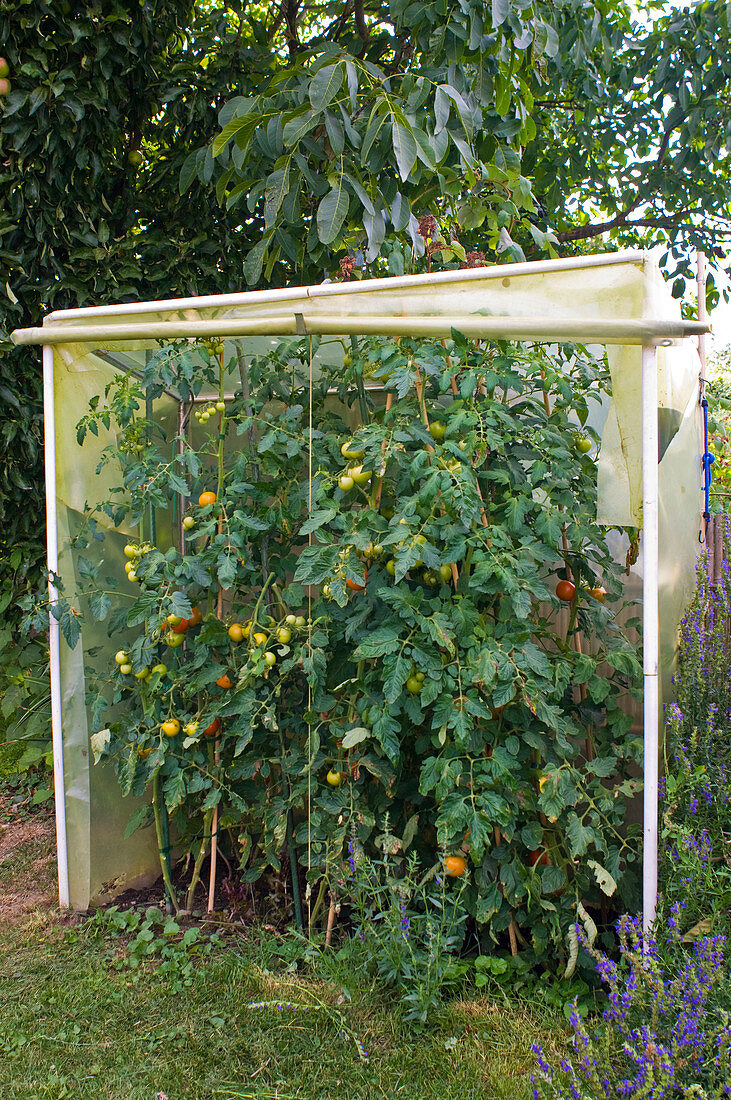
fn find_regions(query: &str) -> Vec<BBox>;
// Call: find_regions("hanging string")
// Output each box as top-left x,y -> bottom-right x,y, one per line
307,334 -> 314,930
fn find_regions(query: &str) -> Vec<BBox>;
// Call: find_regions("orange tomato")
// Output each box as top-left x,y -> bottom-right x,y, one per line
589,586 -> 606,603
346,571 -> 368,592
216,673 -> 233,689
172,617 -> 190,634
188,606 -> 203,626
203,717 -> 221,737
443,854 -> 467,877
161,719 -> 180,738
198,491 -> 217,507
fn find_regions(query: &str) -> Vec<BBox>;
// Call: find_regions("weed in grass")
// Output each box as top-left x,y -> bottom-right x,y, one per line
73,904 -> 226,991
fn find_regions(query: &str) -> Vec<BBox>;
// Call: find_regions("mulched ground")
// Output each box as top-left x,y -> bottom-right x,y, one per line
0,786 -> 56,922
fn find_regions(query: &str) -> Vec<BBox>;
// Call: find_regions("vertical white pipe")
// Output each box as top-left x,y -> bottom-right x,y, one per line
642,344 -> 659,939
696,250 -> 707,384
43,344 -> 70,909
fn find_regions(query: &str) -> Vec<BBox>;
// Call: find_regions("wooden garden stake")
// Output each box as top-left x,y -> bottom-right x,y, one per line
373,391 -> 393,511
325,894 -> 337,946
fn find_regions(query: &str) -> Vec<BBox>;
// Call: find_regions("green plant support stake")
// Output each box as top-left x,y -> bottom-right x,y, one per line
286,810 -> 304,933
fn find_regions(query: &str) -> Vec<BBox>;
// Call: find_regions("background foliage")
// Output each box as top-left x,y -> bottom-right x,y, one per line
3,0 -> 729,767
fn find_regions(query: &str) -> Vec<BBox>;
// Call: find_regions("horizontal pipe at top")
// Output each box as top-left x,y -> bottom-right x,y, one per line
12,312 -> 709,347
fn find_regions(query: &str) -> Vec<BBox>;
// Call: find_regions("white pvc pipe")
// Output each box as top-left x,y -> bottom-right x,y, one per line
42,249 -> 651,323
641,344 -> 659,939
11,313 -> 709,347
43,345 -> 70,909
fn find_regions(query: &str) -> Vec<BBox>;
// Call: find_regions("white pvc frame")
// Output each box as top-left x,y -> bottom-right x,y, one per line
43,345 -> 70,908
20,261 -> 705,927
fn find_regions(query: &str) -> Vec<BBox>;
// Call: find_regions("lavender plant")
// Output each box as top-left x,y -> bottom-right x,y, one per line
661,543 -> 731,937
533,548 -> 731,1097
532,917 -> 731,1099
343,822 -> 469,1023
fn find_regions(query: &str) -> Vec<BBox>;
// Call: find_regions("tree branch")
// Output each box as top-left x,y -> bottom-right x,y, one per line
555,116 -> 681,244
284,0 -> 300,58
354,0 -> 369,44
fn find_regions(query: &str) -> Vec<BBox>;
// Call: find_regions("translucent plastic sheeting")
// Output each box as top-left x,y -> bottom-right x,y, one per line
39,251 -> 703,908
43,250 -> 701,526
52,349 -> 175,906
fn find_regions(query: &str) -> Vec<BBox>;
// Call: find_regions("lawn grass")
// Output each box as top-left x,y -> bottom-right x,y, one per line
0,808 -> 567,1100
0,913 -> 568,1100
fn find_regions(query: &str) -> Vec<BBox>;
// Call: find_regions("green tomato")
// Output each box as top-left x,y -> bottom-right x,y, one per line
151,663 -> 168,676
439,564 -> 453,583
326,769 -> 342,787
294,616 -> 306,629
123,544 -> 138,559
114,650 -> 128,665
119,663 -> 133,676
165,631 -> 185,648
338,475 -> 355,492
264,651 -> 277,667
215,400 -> 226,412
349,465 -> 372,486
406,676 -> 423,694
574,435 -> 592,454
341,440 -> 364,460
277,627 -> 292,644
183,516 -> 195,531
134,668 -> 150,680
429,420 -> 446,441
386,559 -> 396,576
285,614 -> 296,626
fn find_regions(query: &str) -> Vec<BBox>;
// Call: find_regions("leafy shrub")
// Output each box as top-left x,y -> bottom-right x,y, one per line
24,332 -> 642,970
0,636 -> 51,789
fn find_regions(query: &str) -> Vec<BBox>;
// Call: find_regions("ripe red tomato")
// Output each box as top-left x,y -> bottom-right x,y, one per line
527,849 -> 551,867
556,579 -> 576,602
443,854 -> 467,877
172,617 -> 190,634
203,717 -> 221,737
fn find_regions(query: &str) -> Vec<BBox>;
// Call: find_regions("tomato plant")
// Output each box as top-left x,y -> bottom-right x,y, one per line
55,331 -> 641,969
